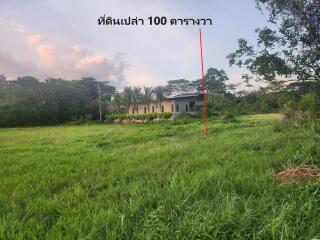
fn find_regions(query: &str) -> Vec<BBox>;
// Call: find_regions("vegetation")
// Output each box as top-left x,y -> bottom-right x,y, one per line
227,0 -> 320,132
1,114 -> 320,239
107,112 -> 173,122
0,68 -> 294,128
228,0 -> 319,83
0,76 -> 116,127
283,91 -> 320,130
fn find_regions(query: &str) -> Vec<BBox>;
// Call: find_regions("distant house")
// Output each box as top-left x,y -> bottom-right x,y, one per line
127,92 -> 213,115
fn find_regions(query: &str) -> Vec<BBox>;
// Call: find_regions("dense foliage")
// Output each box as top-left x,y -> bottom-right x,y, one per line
107,112 -> 173,122
228,0 -> 320,83
0,69 -> 299,128
227,0 -> 320,129
283,88 -> 320,130
0,76 -> 115,127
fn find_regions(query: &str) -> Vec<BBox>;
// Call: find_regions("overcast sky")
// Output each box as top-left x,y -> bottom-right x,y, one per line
0,0 -> 269,89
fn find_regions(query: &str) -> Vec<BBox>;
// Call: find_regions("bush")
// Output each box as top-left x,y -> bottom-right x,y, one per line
158,112 -> 173,119
171,112 -> 198,125
105,112 -> 173,123
220,112 -> 237,123
283,92 -> 320,129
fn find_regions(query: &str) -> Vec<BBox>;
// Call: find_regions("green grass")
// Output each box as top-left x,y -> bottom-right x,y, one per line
1,114 -> 320,239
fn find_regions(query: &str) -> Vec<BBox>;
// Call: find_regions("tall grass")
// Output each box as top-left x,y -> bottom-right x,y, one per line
0,114 -> 319,239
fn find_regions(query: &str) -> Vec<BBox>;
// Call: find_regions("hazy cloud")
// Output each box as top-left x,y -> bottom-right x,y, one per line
0,19 -> 127,88
0,50 -> 37,77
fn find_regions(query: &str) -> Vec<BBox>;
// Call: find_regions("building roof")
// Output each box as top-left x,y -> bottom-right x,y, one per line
165,91 -> 208,99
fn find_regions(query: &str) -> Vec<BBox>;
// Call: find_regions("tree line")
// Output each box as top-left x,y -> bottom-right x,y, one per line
0,76 -> 116,127
0,69 -> 228,127
0,68 -> 295,127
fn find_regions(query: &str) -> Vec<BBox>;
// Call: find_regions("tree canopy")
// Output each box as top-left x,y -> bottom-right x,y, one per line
0,76 -> 115,127
228,0 -> 320,85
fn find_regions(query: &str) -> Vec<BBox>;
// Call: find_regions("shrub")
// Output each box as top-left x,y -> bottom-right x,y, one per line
220,112 -> 237,123
283,92 -> 320,129
158,112 -> 172,119
171,112 -> 196,125
105,112 -> 173,123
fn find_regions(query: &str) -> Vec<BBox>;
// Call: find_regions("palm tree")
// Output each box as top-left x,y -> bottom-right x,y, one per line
132,86 -> 142,114
123,86 -> 133,114
154,86 -> 166,112
143,86 -> 153,113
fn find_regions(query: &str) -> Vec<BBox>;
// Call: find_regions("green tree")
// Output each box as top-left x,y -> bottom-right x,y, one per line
196,68 -> 228,94
228,0 -> 320,85
143,86 -> 153,113
154,86 -> 166,112
0,76 -> 117,127
132,86 -> 142,114
123,86 -> 133,114
226,83 -> 241,104
78,77 -> 115,119
111,92 -> 124,113
166,79 -> 194,94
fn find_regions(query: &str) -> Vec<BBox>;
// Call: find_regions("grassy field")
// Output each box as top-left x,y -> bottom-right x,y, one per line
1,114 -> 320,239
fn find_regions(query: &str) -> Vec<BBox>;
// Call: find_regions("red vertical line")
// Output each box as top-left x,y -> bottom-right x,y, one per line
199,28 -> 208,136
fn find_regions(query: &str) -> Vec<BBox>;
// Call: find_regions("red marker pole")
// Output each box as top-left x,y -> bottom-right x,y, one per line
199,28 -> 208,137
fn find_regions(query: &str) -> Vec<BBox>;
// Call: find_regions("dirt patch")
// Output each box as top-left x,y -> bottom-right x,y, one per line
277,167 -> 320,184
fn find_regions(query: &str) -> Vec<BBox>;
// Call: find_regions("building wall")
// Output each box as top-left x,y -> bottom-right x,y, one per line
172,97 -> 200,113
128,100 -> 173,115
127,95 -> 210,115
173,100 -> 192,113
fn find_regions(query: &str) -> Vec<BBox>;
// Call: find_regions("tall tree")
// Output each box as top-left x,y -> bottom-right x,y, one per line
154,86 -> 166,112
78,77 -> 115,119
123,86 -> 133,114
227,0 -> 320,86
111,92 -> 124,113
132,86 -> 142,114
226,82 -> 241,104
196,68 -> 228,94
143,86 -> 153,113
242,74 -> 254,91
227,83 -> 241,95
166,79 -> 194,95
